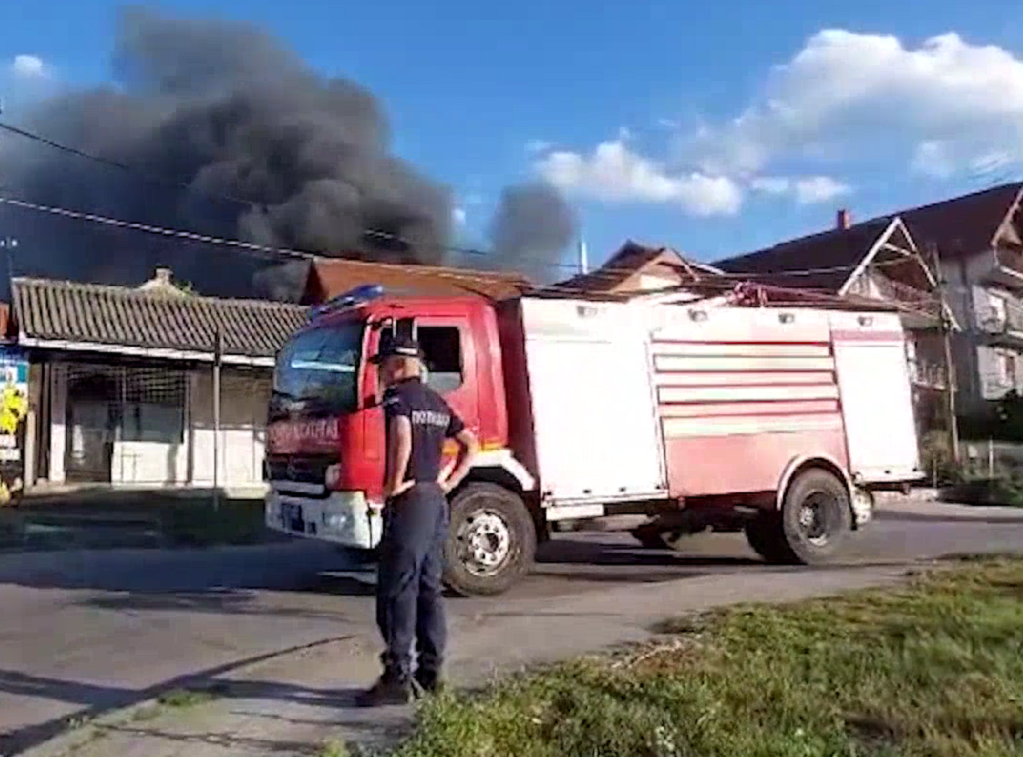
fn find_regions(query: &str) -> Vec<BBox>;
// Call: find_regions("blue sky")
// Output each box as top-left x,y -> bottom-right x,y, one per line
3,0 -> 1023,278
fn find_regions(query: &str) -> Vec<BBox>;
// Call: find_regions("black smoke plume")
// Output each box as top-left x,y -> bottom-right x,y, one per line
0,6 -> 453,300
489,182 -> 577,283
0,7 -> 578,301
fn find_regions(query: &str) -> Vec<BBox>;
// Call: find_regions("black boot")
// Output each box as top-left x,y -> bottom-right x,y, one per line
355,670 -> 414,707
413,668 -> 445,696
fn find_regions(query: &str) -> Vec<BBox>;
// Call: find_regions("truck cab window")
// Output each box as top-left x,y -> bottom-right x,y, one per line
418,326 -> 463,394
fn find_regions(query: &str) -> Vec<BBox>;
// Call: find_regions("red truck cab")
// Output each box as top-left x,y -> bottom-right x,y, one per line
265,287 -> 539,595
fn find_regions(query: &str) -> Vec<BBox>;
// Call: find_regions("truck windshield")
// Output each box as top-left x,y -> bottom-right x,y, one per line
271,323 -> 363,418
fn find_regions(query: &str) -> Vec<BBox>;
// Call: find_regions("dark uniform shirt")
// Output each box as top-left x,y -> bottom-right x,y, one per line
383,377 -> 465,484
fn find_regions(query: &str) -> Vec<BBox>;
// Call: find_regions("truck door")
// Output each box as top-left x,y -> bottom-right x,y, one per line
413,316 -> 479,440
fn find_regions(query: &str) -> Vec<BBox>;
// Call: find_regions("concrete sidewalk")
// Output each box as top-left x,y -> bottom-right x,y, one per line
21,564 -> 914,757
875,492 -> 1023,522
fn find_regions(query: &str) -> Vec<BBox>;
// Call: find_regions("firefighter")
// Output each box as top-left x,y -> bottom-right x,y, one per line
356,331 -> 478,706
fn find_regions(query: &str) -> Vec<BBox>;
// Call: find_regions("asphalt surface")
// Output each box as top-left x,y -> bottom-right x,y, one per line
2,503 -> 1022,754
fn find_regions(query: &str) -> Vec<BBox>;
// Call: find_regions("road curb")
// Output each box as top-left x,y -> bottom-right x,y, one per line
10,635 -> 356,757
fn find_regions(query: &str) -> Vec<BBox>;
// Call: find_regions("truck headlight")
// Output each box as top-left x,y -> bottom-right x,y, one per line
325,463 -> 342,489
323,512 -> 350,531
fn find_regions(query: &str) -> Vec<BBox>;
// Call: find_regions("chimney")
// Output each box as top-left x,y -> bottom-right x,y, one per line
154,267 -> 172,285
836,208 -> 851,230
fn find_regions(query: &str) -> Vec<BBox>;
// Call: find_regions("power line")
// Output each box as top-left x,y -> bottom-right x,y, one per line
0,118 -> 902,282
1,190 -> 936,286
0,120 -> 950,299
0,119 -> 475,257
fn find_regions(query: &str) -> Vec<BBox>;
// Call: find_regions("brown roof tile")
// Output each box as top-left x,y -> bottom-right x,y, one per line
304,258 -> 531,303
12,277 -> 308,360
898,182 -> 1023,255
556,241 -> 721,293
716,184 -> 1023,289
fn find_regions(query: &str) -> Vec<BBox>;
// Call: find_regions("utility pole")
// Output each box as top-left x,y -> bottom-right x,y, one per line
577,236 -> 589,275
212,328 -> 222,513
929,242 -> 960,464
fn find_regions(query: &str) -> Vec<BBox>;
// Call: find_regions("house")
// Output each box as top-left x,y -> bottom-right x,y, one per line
715,210 -> 948,436
554,240 -> 722,296
301,258 -> 532,304
10,268 -> 307,493
895,183 -> 1023,417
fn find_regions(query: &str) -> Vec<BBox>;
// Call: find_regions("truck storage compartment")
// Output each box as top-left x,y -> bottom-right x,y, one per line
519,298 -> 666,503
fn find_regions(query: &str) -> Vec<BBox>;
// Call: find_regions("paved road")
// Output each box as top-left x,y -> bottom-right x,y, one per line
2,502 -> 1022,754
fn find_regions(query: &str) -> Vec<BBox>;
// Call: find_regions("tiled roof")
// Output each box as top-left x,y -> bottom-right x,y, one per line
304,258 -> 532,304
716,184 -> 1023,289
557,241 -> 721,293
715,218 -> 894,293
11,277 -> 308,361
898,182 -> 1023,255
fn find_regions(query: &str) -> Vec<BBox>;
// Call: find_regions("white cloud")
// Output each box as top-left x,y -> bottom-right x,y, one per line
11,54 -> 45,77
679,30 -> 1023,181
911,140 -> 955,178
794,176 -> 850,204
524,139 -> 553,154
617,126 -> 633,141
751,175 -> 851,204
533,29 -> 1023,214
452,207 -> 467,225
750,176 -> 792,196
535,139 -> 742,216
657,118 -> 680,130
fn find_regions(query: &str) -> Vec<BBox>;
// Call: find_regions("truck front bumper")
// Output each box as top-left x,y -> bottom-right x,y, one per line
265,489 -> 383,549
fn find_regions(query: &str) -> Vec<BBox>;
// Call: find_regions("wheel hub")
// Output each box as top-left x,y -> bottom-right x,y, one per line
457,511 -> 511,576
798,493 -> 830,546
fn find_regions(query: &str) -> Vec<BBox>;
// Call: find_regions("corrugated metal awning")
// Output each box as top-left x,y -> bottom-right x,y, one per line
11,277 -> 308,365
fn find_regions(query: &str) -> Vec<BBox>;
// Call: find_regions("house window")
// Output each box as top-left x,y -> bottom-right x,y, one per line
121,403 -> 185,444
418,326 -> 463,394
1000,352 -> 1017,386
118,368 -> 186,444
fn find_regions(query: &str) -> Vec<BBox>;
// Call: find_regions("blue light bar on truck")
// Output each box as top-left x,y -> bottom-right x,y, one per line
309,284 -> 384,321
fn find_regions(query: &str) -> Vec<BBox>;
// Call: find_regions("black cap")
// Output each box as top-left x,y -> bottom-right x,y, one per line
369,332 -> 422,364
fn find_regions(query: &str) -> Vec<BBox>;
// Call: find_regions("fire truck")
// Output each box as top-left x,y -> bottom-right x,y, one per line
264,284 -> 922,596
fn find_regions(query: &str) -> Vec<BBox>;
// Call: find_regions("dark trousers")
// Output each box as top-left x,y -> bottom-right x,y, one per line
376,483 -> 448,680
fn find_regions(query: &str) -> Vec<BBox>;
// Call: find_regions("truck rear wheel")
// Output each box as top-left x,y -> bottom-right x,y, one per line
443,483 -> 536,597
750,468 -> 851,565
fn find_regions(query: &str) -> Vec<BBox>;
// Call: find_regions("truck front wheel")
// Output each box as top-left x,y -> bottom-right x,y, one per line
443,483 -> 536,597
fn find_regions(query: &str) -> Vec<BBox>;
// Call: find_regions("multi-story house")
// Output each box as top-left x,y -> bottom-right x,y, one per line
897,183 -> 1023,419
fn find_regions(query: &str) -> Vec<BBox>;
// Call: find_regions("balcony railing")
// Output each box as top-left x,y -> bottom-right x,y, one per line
908,360 -> 947,389
848,271 -> 941,320
978,299 -> 1023,336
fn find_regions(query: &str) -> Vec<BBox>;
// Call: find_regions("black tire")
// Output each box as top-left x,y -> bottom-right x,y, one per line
778,468 -> 852,565
744,513 -> 791,563
443,483 -> 536,597
631,524 -> 670,550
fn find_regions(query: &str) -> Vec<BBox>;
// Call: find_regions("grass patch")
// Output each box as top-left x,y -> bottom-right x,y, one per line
321,740 -> 351,757
394,558 -> 1023,757
943,477 -> 1023,508
157,688 -> 217,708
159,499 -> 271,547
0,496 -> 277,550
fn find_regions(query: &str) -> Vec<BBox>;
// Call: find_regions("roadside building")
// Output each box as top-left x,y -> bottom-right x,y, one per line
10,268 -> 307,493
555,240 -> 722,296
300,257 -> 531,303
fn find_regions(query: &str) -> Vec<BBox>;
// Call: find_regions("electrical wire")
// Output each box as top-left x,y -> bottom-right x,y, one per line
0,192 -> 949,307
0,120 -> 946,302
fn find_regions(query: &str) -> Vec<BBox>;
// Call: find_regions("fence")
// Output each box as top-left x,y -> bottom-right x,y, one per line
959,439 -> 1023,481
